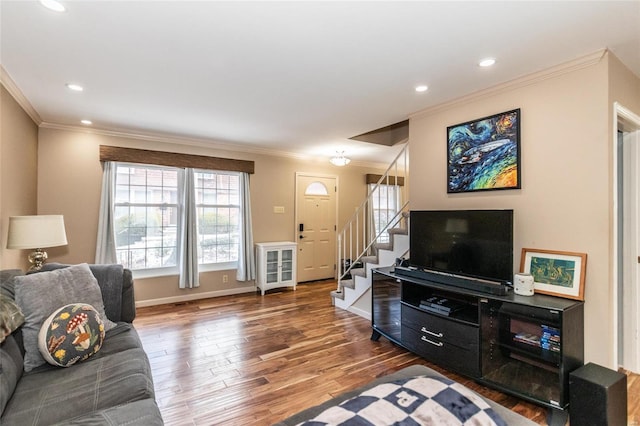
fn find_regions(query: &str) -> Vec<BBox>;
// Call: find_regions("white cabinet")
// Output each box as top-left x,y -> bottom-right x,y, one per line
255,242 -> 297,295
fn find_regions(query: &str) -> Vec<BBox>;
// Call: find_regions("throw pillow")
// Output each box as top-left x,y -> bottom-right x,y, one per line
38,303 -> 105,367
0,296 -> 24,344
14,263 -> 117,372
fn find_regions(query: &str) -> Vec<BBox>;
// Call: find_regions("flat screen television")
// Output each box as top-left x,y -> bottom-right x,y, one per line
409,209 -> 513,284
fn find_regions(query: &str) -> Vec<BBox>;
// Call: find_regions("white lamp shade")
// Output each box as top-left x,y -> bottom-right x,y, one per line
6,215 -> 68,249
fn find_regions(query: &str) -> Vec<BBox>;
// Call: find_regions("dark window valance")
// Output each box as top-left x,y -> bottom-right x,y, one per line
99,145 -> 255,174
366,174 -> 404,186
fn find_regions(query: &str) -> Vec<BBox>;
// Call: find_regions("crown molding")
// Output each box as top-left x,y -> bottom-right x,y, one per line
39,122 -> 387,169
410,49 -> 608,119
0,65 -> 42,125
39,121 -> 309,160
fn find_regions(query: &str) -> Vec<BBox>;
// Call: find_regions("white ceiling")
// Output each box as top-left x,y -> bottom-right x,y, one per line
2,1 -> 639,164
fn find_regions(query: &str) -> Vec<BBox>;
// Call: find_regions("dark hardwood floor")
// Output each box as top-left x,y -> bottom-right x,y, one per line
134,280 -> 639,425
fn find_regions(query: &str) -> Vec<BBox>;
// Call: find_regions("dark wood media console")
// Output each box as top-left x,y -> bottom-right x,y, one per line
371,267 -> 584,425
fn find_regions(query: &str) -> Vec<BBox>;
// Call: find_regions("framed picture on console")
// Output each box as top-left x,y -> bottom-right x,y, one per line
520,248 -> 587,301
447,108 -> 521,193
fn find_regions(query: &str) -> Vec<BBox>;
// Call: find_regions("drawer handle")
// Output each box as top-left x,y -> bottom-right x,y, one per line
421,336 -> 443,347
421,327 -> 443,338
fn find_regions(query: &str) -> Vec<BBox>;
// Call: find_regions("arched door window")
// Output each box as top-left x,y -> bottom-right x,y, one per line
305,181 -> 329,196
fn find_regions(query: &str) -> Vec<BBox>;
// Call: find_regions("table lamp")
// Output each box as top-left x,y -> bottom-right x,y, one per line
6,215 -> 68,271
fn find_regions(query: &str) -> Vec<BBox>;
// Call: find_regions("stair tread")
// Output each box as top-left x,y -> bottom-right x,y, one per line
388,227 -> 408,235
330,290 -> 345,300
374,242 -> 393,250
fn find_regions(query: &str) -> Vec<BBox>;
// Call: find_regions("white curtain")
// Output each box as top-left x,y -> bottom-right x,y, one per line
236,172 -> 255,281
95,161 -> 117,264
179,168 -> 199,288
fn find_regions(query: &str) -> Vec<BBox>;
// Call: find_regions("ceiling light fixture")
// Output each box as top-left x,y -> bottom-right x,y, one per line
415,85 -> 428,93
40,0 -> 66,12
329,151 -> 351,167
479,58 -> 496,67
81,119 -> 92,125
66,83 -> 84,92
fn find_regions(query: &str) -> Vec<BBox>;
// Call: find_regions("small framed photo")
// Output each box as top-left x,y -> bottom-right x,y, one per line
447,108 -> 521,193
520,248 -> 587,301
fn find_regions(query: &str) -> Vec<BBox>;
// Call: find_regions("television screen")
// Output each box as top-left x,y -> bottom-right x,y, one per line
409,209 -> 513,283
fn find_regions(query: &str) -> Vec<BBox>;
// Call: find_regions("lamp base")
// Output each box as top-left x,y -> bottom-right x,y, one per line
27,248 -> 48,271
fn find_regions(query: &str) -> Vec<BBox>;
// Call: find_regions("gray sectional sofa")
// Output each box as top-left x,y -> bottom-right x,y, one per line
0,263 -> 163,425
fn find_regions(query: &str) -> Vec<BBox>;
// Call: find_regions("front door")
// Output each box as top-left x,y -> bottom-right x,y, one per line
295,173 -> 337,282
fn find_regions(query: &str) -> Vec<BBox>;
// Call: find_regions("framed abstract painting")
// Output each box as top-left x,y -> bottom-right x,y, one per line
447,109 -> 521,193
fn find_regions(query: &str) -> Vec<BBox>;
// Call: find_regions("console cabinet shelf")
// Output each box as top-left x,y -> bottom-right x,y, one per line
255,242 -> 297,295
371,267 -> 584,416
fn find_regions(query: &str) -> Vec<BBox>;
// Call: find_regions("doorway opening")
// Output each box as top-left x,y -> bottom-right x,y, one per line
613,102 -> 640,374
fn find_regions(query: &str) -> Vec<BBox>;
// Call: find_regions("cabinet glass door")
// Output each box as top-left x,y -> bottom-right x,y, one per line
280,249 -> 293,282
372,273 -> 401,341
480,301 -> 562,406
266,250 -> 279,283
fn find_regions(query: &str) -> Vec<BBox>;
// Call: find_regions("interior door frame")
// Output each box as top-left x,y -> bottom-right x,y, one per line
294,172 -> 339,280
612,102 -> 640,373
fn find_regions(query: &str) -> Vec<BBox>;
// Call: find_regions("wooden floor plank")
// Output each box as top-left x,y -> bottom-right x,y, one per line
135,280 -> 639,425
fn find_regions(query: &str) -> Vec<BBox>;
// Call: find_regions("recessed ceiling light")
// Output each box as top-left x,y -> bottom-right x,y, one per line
415,85 -> 428,93
40,0 -> 66,12
479,58 -> 496,67
66,83 -> 84,92
81,120 -> 92,125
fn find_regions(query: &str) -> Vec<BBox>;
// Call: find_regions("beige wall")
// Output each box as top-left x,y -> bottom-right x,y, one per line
0,85 -> 38,269
609,53 -> 640,114
408,51 -> 640,368
36,127 -> 383,303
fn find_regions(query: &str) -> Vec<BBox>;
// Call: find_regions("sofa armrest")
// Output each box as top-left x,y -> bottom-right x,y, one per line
120,268 -> 136,323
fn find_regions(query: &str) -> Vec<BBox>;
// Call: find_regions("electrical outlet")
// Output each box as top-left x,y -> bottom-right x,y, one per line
223,274 -> 228,283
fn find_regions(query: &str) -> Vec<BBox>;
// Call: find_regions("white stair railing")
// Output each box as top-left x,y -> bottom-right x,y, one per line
335,144 -> 409,295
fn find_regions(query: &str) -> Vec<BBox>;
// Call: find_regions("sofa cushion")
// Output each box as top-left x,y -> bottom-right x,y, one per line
1,345 -> 156,425
14,263 -> 116,372
38,303 -> 105,367
0,335 -> 24,417
51,399 -> 164,425
0,295 -> 24,343
40,263 -> 128,323
0,269 -> 23,299
90,322 -> 144,359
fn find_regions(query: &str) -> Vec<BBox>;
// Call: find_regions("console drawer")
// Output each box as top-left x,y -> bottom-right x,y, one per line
401,325 -> 480,377
401,304 -> 479,349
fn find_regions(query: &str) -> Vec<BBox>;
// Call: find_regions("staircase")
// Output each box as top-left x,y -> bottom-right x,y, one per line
331,144 -> 409,319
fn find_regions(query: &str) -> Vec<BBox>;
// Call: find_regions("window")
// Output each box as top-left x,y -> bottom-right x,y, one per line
113,164 -> 241,271
114,165 -> 179,270
305,181 -> 328,196
194,171 -> 240,265
369,183 -> 402,244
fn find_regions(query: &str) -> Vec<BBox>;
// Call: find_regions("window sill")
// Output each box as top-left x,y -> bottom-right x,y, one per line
132,267 -> 179,280
131,262 -> 238,280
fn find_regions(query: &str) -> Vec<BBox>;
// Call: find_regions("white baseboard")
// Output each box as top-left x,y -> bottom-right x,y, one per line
347,305 -> 372,321
135,286 -> 257,308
